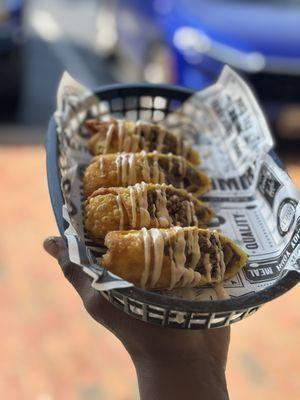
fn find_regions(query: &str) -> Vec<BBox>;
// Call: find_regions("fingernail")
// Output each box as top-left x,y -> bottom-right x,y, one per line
43,236 -> 59,254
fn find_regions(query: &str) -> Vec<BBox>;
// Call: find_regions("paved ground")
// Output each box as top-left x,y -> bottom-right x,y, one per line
0,145 -> 299,400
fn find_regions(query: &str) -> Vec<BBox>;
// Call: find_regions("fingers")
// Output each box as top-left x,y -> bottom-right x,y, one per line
43,236 -> 60,258
43,236 -> 125,333
43,236 -> 95,300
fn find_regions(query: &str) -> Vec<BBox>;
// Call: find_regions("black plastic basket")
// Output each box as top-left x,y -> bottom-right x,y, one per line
46,83 -> 299,329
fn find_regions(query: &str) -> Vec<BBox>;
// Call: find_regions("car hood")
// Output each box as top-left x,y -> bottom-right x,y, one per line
175,0 -> 300,59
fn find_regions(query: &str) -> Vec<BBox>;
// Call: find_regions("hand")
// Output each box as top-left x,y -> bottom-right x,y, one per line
44,236 -> 230,400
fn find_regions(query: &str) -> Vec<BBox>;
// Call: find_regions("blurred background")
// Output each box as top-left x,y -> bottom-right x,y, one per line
0,0 -> 299,399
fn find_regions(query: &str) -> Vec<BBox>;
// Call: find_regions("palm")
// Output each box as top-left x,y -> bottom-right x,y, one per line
44,237 -> 230,368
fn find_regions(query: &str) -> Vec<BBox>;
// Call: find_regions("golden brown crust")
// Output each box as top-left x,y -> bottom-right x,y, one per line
102,227 -> 248,290
84,184 -> 214,241
85,118 -> 200,165
83,152 -> 211,198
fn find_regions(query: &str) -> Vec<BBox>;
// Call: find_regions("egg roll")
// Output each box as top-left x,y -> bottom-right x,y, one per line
83,152 -> 210,198
85,183 -> 213,241
85,118 -> 200,164
102,227 -> 248,290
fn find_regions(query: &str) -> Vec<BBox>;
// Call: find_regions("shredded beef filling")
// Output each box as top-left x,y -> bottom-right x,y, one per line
189,232 -> 225,279
163,231 -> 225,280
223,243 -> 241,271
165,191 -> 189,226
138,126 -> 179,153
156,158 -> 201,193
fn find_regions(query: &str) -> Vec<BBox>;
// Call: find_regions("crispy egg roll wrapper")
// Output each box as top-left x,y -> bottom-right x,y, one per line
86,118 -> 200,165
102,227 -> 248,290
85,184 -> 214,241
83,152 -> 211,198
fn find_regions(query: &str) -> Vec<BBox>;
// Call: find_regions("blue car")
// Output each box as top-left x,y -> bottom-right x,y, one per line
104,0 -> 300,140
0,0 -> 23,115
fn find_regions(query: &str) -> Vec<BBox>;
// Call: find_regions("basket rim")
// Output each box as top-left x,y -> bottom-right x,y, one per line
46,82 -> 300,314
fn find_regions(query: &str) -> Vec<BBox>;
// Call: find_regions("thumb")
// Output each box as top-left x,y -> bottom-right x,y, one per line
43,236 -> 95,301
43,236 -> 61,258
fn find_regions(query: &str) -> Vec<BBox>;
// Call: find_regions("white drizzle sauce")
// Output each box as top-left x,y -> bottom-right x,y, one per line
138,122 -> 150,152
127,183 -> 151,228
136,182 -> 151,227
104,123 -> 114,153
214,282 -> 230,300
129,186 -> 138,228
214,231 -> 226,280
128,153 -> 136,184
151,151 -> 165,184
170,227 -> 186,289
117,120 -> 125,152
156,126 -> 166,152
140,228 -> 151,288
151,151 -> 160,183
149,229 -> 164,286
203,253 -> 212,283
188,195 -> 198,226
141,151 -> 151,182
119,120 -> 141,152
186,228 -> 201,270
99,157 -> 104,176
115,152 -> 137,186
167,153 -> 173,174
116,194 -> 124,230
155,185 -> 172,228
139,226 -> 227,291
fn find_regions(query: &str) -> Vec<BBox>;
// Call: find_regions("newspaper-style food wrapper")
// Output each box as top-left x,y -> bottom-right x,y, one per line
54,67 -> 300,301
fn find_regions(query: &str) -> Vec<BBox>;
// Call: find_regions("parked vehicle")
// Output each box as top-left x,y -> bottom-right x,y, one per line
102,0 -> 300,141
0,0 -> 23,116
